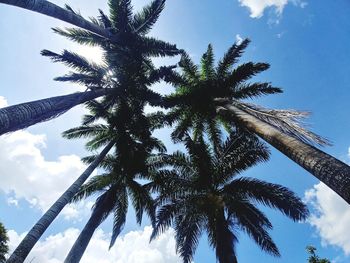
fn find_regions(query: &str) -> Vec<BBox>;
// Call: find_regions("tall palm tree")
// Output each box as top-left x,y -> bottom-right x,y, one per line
164,42 -> 350,204
0,0 -> 180,135
0,222 -> 8,263
61,99 -> 165,262
6,141 -> 115,263
149,133 -> 309,263
0,89 -> 111,135
0,0 -> 110,38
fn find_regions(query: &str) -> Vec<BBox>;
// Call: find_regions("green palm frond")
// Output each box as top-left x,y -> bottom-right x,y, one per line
179,53 -> 199,81
41,49 -> 105,74
216,38 -> 250,77
200,44 -> 215,80
223,178 -> 309,221
232,82 -> 282,99
62,124 -> 109,139
138,36 -> 181,57
71,174 -> 114,202
109,0 -> 133,30
98,9 -> 112,29
226,62 -> 270,88
132,0 -> 165,35
175,212 -> 203,263
110,187 -> 128,248
53,27 -> 106,46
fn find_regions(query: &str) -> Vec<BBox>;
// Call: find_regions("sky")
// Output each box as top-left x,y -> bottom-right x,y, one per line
1,0 -> 350,262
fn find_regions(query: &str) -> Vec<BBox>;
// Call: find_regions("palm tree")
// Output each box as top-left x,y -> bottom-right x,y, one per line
164,42 -> 350,204
149,133 -> 309,263
60,99 -> 165,262
0,89 -> 111,135
6,141 -> 115,263
0,0 -> 110,38
0,222 -> 8,263
0,0 -> 180,135
306,246 -> 330,263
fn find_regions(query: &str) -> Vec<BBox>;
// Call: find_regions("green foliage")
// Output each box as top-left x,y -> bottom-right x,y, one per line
0,222 -> 9,263
306,246 -> 331,263
66,99 -> 165,249
149,133 -> 309,263
165,40 -> 282,145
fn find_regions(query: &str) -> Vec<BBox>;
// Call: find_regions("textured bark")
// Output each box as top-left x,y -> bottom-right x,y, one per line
222,103 -> 350,204
6,141 -> 115,263
0,89 -> 109,135
64,208 -> 104,263
0,0 -> 110,38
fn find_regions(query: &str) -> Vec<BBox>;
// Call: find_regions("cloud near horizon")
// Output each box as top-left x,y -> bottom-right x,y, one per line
8,226 -> 182,263
305,182 -> 350,255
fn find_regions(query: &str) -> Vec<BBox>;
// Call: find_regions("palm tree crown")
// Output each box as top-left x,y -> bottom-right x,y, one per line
149,132 -> 309,263
165,41 -> 328,146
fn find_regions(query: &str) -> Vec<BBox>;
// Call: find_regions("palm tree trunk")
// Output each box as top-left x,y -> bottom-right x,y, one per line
0,0 -> 110,38
221,103 -> 350,204
64,207 -> 104,263
6,141 -> 114,263
0,89 -> 110,135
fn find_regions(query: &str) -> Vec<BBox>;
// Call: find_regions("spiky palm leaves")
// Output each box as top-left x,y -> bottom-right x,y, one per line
149,133 -> 309,263
165,42 -> 350,205
51,0 -> 181,107
63,100 -> 165,263
0,0 -> 181,135
166,41 -> 325,145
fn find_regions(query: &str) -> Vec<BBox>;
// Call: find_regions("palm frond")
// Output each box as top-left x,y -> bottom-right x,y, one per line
52,27 -> 106,46
109,0 -> 133,30
232,82 -> 282,100
200,44 -> 215,80
223,178 -> 309,221
233,100 -> 331,146
217,38 -> 250,77
132,0 -> 165,35
110,187 -> 128,249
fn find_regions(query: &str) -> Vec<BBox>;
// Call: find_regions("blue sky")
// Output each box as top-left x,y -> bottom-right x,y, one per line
1,0 -> 350,262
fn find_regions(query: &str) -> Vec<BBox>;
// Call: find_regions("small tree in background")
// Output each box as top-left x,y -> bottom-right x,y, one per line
306,246 -> 331,263
0,222 -> 9,263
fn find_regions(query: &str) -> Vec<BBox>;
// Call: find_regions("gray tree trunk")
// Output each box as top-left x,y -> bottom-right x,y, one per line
222,103 -> 350,204
64,208 -> 104,263
6,141 -> 115,263
0,0 -> 110,38
0,89 -> 109,135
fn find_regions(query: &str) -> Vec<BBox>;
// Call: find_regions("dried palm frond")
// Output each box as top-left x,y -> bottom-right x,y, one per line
230,99 -> 331,146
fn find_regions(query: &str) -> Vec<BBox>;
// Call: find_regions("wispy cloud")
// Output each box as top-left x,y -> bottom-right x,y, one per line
237,0 -> 307,19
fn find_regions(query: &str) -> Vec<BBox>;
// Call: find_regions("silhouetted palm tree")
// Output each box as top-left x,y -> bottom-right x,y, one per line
149,133 -> 309,263
0,0 -> 180,135
164,42 -> 350,204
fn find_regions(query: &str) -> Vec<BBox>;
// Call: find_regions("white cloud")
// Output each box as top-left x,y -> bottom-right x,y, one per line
235,34 -> 243,45
0,130 -> 89,219
8,226 -> 182,263
237,0 -> 306,18
7,197 -> 18,207
304,182 -> 350,255
0,96 -> 8,107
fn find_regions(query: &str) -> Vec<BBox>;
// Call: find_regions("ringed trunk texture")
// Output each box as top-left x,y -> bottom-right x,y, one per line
64,208 -> 104,263
0,89 -> 109,135
7,141 -> 114,263
0,0 -> 110,38
222,103 -> 350,204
